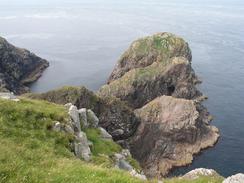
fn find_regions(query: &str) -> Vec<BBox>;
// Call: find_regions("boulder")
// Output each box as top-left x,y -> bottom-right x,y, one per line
117,159 -> 133,171
182,168 -> 219,180
130,96 -> 219,178
130,169 -> 147,180
74,131 -> 91,161
87,109 -> 99,128
0,36 -> 49,94
99,127 -> 112,140
223,173 -> 244,183
78,108 -> 88,128
68,105 -> 81,132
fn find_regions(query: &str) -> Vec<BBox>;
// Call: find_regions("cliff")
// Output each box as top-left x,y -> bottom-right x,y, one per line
98,32 -> 219,178
0,36 -> 49,94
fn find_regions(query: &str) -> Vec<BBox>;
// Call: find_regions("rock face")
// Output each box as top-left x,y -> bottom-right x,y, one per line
0,37 -> 49,94
108,32 -> 192,83
98,33 -> 201,108
130,96 -> 219,177
98,32 -> 219,178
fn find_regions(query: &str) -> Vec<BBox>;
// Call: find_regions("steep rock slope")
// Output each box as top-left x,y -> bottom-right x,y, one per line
131,96 -> 219,177
98,33 -> 201,108
0,36 -> 49,94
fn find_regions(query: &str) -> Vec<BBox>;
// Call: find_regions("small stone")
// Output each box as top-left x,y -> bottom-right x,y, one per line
121,149 -> 131,157
99,127 -> 112,139
114,153 -> 125,160
78,108 -> 88,128
64,124 -> 74,134
64,103 -> 73,109
117,159 -> 133,171
53,121 -> 61,132
130,169 -> 147,180
223,173 -> 244,183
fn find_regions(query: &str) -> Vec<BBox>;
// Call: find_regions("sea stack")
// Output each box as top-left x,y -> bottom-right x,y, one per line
98,32 -> 219,178
0,36 -> 49,94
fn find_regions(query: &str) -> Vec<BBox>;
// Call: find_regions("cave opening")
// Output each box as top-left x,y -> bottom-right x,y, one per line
167,85 -> 175,95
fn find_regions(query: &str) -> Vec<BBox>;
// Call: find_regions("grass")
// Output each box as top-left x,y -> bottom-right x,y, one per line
0,98 -> 143,183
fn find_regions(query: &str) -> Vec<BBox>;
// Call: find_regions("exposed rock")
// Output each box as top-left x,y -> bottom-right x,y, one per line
182,168 -> 219,180
79,108 -> 88,128
74,131 -> 91,161
99,56 -> 201,109
0,36 -> 49,94
223,173 -> 244,183
108,32 -> 192,83
53,121 -> 61,132
0,92 -> 20,101
26,86 -> 140,141
87,109 -> 99,128
99,127 -> 112,140
68,105 -> 81,132
64,124 -> 74,134
130,169 -> 147,180
111,129 -> 124,137
130,96 -> 219,178
117,159 -> 133,171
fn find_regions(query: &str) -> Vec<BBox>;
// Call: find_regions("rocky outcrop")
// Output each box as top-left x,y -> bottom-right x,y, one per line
98,32 -> 219,178
130,96 -> 219,177
223,174 -> 244,183
0,36 -> 49,94
108,32 -> 192,83
98,33 -> 201,109
182,168 -> 219,180
26,86 -> 140,141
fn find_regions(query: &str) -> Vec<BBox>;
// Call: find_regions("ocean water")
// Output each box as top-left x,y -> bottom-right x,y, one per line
0,0 -> 244,177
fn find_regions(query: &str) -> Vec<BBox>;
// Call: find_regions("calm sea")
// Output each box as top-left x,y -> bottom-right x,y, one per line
1,0 -> 244,177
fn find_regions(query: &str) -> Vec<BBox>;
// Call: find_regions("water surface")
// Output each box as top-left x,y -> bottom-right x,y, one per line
1,0 -> 244,177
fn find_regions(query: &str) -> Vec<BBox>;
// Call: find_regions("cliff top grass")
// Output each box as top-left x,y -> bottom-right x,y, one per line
0,98 -> 143,183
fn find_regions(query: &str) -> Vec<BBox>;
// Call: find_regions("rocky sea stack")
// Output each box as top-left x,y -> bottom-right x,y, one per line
98,32 -> 220,178
0,36 -> 49,94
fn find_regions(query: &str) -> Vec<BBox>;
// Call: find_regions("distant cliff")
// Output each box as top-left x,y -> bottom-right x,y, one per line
0,36 -> 49,94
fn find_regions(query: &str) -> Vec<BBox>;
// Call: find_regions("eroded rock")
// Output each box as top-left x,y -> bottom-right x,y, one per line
130,96 -> 219,178
0,36 -> 49,94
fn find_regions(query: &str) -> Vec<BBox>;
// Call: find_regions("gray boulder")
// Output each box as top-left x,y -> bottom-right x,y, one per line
74,131 -> 91,161
53,121 -> 61,132
78,108 -> 88,128
87,109 -> 99,128
117,159 -> 133,171
68,105 -> 81,132
99,127 -> 112,140
223,173 -> 244,183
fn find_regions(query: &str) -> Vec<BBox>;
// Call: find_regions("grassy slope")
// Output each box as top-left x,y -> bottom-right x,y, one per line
0,98 -> 223,183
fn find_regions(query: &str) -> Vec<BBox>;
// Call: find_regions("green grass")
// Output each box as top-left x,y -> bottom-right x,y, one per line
0,98 -> 144,183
